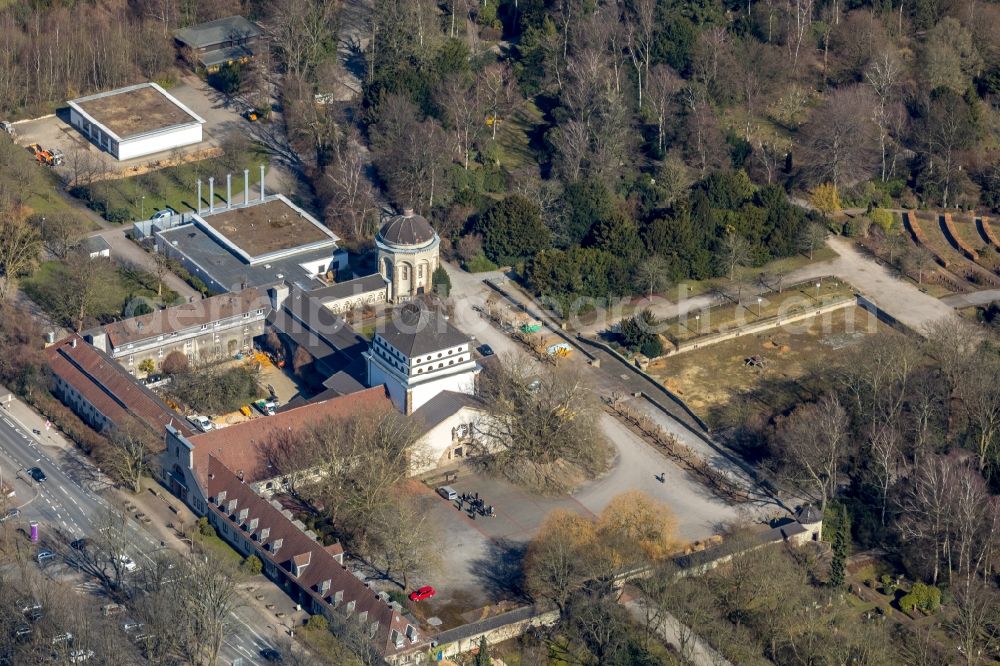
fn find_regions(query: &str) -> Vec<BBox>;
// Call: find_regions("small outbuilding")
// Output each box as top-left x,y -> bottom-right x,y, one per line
173,16 -> 263,73
67,82 -> 205,161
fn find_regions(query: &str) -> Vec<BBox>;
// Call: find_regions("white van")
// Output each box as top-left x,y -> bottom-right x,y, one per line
436,486 -> 458,501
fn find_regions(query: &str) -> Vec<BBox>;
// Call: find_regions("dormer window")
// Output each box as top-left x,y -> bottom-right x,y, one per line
334,590 -> 344,606
238,508 -> 249,522
259,527 -> 270,540
345,600 -> 356,614
216,491 -> 227,503
271,538 -> 283,553
369,621 -> 379,638
248,518 -> 259,531
318,579 -> 331,594
227,499 -> 238,514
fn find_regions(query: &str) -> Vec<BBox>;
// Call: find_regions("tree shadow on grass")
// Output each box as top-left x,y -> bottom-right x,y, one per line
468,537 -> 530,604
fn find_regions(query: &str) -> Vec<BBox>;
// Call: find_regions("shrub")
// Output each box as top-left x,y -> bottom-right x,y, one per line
901,582 -> 941,612
197,516 -> 216,538
305,614 -> 328,632
161,351 -> 189,375
869,209 -> 896,234
105,207 -> 133,224
433,265 -> 451,296
620,309 -> 664,357
240,555 -> 263,576
464,253 -> 498,273
137,359 -> 156,375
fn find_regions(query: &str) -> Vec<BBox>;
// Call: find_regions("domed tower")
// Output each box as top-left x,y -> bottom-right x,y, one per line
376,208 -> 440,302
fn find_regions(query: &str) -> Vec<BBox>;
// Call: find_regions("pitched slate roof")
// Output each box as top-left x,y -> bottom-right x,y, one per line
378,304 -> 470,358
309,274 -> 389,302
173,15 -> 261,49
46,335 -> 192,441
411,391 -> 484,435
205,455 -> 425,658
187,386 -> 393,487
102,287 -> 268,348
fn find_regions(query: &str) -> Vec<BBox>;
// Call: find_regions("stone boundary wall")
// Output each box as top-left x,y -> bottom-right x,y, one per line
662,296 -> 855,358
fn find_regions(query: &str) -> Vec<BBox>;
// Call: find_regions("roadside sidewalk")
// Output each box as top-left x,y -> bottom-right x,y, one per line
125,480 -> 313,645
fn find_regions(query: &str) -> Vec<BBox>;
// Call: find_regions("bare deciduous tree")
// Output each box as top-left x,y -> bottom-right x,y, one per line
775,394 -> 849,513
474,357 -> 611,493
0,212 -> 41,301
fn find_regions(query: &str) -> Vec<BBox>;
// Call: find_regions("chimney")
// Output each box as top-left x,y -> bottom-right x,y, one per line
259,164 -> 265,201
196,179 -> 202,214
244,169 -> 250,206
208,177 -> 215,213
71,338 -> 78,348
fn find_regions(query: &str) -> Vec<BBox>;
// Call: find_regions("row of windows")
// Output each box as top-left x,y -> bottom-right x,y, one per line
415,357 -> 465,374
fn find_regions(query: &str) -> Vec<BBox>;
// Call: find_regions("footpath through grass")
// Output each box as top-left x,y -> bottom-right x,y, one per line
660,277 -> 854,345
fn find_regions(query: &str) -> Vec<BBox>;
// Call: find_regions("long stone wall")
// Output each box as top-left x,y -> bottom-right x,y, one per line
661,296 -> 855,358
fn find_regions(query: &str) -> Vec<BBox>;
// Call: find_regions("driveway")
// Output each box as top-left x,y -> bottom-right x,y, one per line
941,289 -> 1000,309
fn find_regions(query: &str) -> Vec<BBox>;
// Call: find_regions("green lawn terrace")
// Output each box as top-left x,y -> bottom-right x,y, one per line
658,277 -> 855,347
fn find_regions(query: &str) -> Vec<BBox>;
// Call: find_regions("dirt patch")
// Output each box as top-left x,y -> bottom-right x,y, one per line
648,307 -> 887,416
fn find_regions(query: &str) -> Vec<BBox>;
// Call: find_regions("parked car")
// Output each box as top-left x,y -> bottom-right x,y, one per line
254,399 -> 276,416
69,649 -> 94,663
28,467 -> 46,483
477,344 -> 495,357
36,550 -> 57,565
408,585 -> 436,602
0,508 -> 19,523
122,620 -> 143,634
118,554 -> 138,573
13,624 -> 31,641
51,632 -> 73,645
187,415 -> 214,432
527,379 -> 542,393
260,648 -> 283,662
436,486 -> 457,501
70,538 -> 89,551
150,208 -> 177,222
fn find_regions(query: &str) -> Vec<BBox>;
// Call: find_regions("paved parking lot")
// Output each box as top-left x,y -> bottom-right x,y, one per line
12,74 -> 247,178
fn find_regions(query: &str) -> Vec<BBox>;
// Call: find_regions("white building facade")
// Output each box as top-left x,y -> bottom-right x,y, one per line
364,305 -> 479,415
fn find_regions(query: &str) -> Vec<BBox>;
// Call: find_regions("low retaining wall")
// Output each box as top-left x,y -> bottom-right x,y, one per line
662,296 -> 854,357
430,605 -> 559,660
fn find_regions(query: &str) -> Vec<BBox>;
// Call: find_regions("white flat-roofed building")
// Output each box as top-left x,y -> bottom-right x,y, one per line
67,82 -> 205,161
364,304 -> 479,415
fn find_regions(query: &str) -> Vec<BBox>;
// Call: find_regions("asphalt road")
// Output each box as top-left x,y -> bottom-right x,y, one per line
0,407 -> 274,665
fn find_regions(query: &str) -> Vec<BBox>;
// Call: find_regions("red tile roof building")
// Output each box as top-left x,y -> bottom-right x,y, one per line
46,334 -> 193,442
161,387 -> 425,662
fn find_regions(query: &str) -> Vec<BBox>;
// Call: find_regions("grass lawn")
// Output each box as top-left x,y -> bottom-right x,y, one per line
24,171 -> 79,217
495,99 -> 544,171
571,247 -> 840,330
72,148 -> 270,223
659,277 -> 854,345
648,307 -> 888,423
298,623 -> 363,665
192,529 -> 245,570
22,259 -> 181,328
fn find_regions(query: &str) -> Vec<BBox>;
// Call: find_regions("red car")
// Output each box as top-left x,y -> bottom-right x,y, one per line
408,585 -> 436,602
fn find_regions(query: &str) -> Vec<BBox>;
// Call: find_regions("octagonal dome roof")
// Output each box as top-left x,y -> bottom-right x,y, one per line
377,209 -> 436,247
